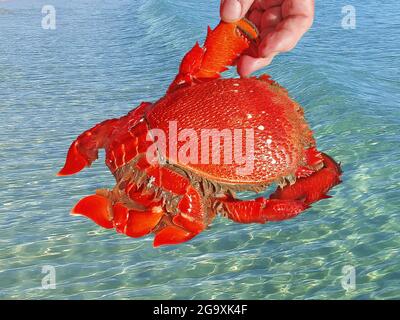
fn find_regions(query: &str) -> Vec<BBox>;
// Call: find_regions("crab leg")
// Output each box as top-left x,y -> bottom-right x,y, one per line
57,118 -> 119,176
72,156 -> 211,246
132,163 -> 209,246
221,197 -> 309,223
58,102 -> 151,176
270,153 -> 342,205
220,152 -> 342,223
71,194 -> 114,228
167,19 -> 258,93
70,194 -> 164,237
125,166 -> 210,247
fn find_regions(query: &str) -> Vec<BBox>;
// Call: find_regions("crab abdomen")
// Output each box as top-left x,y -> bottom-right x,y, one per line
146,76 -> 315,185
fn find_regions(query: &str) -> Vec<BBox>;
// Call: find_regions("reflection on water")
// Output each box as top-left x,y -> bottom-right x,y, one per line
0,0 -> 399,299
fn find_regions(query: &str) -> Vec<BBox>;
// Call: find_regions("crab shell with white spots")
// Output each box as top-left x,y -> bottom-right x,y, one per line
145,75 -> 316,191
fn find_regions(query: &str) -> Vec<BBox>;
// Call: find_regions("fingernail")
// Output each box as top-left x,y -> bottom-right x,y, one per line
221,0 -> 242,22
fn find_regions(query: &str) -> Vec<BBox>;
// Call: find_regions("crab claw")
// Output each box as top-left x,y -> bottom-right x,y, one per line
58,118 -> 119,176
222,197 -> 309,224
271,152 -> 342,205
168,18 -> 259,93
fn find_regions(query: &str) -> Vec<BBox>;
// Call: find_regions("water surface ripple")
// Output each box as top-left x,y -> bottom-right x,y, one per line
0,0 -> 399,299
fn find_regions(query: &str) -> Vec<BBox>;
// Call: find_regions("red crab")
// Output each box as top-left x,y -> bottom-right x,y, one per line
59,19 -> 342,247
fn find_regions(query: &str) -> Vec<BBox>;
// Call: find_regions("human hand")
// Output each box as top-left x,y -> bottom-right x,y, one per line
220,0 -> 314,77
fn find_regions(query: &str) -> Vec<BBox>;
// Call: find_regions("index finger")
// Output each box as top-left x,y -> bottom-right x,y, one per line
258,0 -> 314,56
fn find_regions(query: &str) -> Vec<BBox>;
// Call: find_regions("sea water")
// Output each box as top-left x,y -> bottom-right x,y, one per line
0,0 -> 399,299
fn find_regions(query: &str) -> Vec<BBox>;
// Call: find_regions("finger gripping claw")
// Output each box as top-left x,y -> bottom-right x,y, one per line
168,18 -> 259,93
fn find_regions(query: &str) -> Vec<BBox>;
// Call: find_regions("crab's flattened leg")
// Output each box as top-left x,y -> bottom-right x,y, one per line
102,102 -> 153,173
139,164 -> 208,234
156,167 -> 208,234
112,202 -> 130,233
125,181 -> 159,208
174,186 -> 206,234
71,193 -> 164,238
168,42 -> 205,92
123,159 -> 187,209
154,225 -> 195,247
71,194 -> 114,229
221,197 -> 309,224
125,207 -> 164,238
197,20 -> 258,78
111,201 -> 164,238
167,19 -> 259,93
143,166 -> 209,247
58,102 -> 152,176
110,167 -> 165,237
106,118 -> 152,173
271,153 -> 342,205
122,161 -> 208,246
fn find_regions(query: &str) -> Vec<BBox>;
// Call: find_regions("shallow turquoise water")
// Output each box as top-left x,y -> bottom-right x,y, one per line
0,0 -> 399,299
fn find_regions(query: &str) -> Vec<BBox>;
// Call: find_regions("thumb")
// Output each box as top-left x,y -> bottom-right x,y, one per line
220,0 -> 254,23
237,54 -> 277,78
